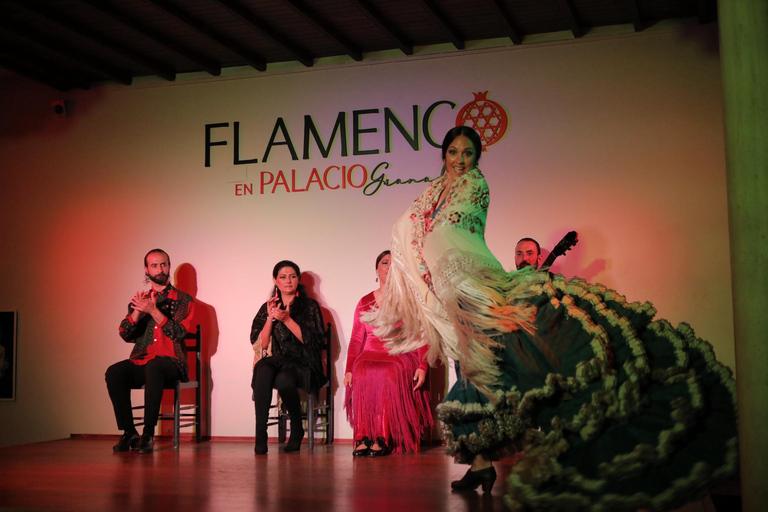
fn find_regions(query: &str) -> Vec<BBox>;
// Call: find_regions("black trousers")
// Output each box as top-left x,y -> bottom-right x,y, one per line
105,357 -> 181,432
253,360 -> 303,436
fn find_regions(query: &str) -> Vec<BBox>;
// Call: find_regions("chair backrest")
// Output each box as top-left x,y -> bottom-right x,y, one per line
185,325 -> 202,381
321,322 -> 332,389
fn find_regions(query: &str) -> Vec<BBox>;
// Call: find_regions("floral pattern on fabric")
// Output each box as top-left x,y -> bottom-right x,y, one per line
406,168 -> 489,291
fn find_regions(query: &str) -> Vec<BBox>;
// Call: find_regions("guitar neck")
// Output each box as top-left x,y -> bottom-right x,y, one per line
540,251 -> 558,269
539,231 -> 578,269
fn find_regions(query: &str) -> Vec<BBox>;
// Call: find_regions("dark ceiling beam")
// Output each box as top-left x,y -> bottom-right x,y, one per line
0,54 -> 73,91
210,0 -> 312,68
696,0 -> 717,24
557,0 -> 584,38
483,0 -> 523,44
415,0 -> 464,50
624,0 -> 644,32
280,0 -> 362,61
82,0 -> 222,76
143,0 -> 266,71
12,0 -> 176,82
0,41 -> 92,89
0,18 -> 133,85
346,0 -> 413,55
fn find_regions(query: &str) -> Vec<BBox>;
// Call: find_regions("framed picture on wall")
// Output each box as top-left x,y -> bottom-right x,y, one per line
0,311 -> 17,401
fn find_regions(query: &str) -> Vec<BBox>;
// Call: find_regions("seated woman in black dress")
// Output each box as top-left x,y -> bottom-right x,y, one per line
251,260 -> 327,454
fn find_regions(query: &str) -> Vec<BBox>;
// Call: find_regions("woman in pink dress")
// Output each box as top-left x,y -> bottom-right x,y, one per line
344,250 -> 434,456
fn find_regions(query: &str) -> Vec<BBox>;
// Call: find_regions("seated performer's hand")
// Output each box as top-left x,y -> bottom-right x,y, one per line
130,291 -> 157,315
413,368 -> 426,390
271,302 -> 290,323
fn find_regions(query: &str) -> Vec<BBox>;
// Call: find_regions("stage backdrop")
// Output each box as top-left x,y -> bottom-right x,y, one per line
0,23 -> 733,447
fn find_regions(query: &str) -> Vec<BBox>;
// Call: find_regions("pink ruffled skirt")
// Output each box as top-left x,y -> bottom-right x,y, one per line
344,350 -> 433,453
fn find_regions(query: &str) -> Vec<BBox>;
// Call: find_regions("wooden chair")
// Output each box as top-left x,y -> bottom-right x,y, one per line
269,322 -> 334,449
132,324 -> 203,448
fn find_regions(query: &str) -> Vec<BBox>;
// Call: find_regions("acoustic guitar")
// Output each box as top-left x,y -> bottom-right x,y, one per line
540,231 -> 579,269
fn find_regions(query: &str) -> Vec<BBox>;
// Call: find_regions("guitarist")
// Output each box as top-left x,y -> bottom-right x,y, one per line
516,232 -> 579,271
514,238 -> 542,270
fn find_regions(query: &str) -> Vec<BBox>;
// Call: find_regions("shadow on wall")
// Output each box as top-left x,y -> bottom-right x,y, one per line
301,271 -> 340,417
541,228 -> 607,283
159,263 -> 219,440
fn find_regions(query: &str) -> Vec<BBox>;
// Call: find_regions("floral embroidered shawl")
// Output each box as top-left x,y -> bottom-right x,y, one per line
362,167 -> 542,398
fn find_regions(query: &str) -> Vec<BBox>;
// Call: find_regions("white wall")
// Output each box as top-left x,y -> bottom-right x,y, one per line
0,23 -> 733,447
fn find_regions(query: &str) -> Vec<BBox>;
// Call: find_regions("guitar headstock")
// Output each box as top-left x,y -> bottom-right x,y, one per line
552,231 -> 579,257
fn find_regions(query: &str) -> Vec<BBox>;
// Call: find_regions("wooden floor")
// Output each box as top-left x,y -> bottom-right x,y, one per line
1,437 -> 741,512
1,437 -> 517,512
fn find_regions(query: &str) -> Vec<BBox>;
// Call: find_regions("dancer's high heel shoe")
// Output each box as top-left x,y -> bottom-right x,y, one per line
450,466 -> 496,493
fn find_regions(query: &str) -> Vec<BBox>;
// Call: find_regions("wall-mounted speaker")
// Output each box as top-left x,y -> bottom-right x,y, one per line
52,100 -> 68,117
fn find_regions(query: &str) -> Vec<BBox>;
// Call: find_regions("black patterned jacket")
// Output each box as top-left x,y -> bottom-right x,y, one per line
119,285 -> 195,382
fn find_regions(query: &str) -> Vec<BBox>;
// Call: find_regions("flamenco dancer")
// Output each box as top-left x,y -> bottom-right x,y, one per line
363,126 -> 738,510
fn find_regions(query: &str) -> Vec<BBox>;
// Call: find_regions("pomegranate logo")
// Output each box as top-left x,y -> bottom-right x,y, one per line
455,92 -> 508,151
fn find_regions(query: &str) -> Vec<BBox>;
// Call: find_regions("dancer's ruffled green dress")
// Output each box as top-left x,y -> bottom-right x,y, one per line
363,167 -> 738,511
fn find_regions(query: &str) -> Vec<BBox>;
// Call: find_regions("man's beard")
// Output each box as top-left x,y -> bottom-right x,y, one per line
147,273 -> 169,285
516,261 -> 533,270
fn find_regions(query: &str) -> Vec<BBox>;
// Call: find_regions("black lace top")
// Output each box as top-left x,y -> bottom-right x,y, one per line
250,296 -> 327,392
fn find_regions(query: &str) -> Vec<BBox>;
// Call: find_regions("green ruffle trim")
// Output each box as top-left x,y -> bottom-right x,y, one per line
438,273 -> 738,510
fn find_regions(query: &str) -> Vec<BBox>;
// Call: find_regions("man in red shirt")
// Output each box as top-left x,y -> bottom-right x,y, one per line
106,249 -> 195,454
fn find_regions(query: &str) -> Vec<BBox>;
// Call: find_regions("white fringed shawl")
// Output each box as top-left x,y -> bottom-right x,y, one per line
362,168 -> 542,399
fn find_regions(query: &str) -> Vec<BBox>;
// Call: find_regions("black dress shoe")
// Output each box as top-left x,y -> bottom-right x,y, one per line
368,437 -> 391,458
451,466 -> 496,493
352,437 -> 371,457
113,432 -> 140,452
284,426 -> 304,453
137,434 -> 154,454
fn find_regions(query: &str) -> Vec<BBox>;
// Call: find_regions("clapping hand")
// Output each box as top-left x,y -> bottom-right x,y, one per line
272,301 -> 290,323
266,294 -> 280,322
267,290 -> 290,323
130,290 -> 157,315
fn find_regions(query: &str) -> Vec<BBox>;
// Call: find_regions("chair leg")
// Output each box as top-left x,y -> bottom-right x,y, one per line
278,404 -> 287,444
328,388 -> 334,444
173,385 -> 181,449
195,382 -> 202,444
307,393 -> 314,450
